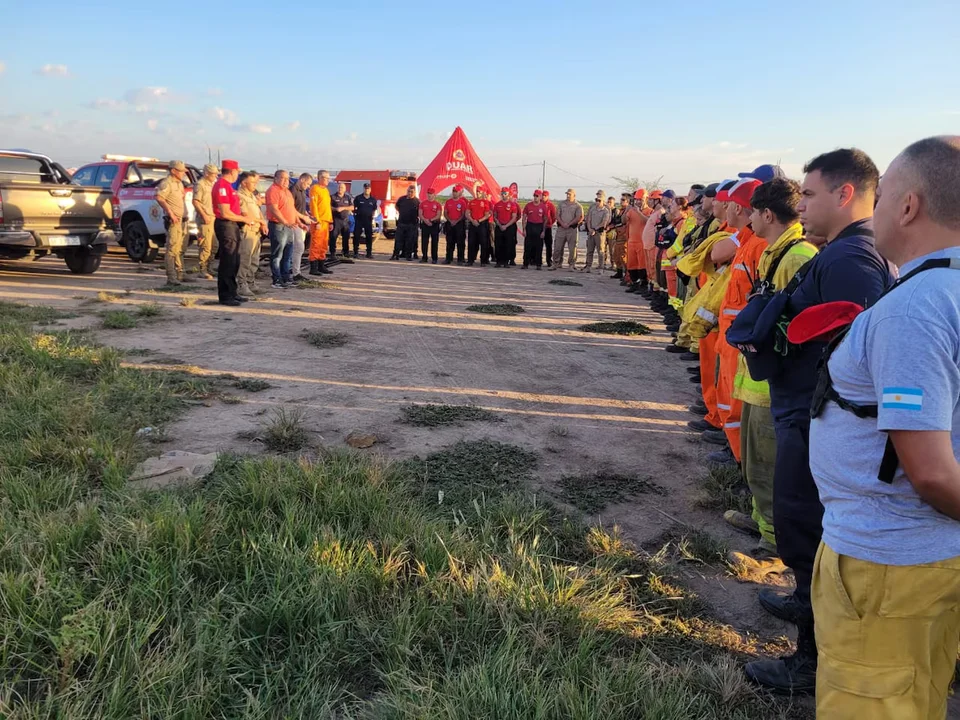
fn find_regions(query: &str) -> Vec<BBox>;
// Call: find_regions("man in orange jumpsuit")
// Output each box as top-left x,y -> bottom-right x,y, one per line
623,189 -> 653,292
712,178 -> 767,462
308,169 -> 333,275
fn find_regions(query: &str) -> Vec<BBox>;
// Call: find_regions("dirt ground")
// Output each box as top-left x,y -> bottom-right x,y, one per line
6,237 -> 956,714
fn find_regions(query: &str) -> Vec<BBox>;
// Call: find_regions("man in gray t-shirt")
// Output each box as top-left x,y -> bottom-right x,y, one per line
808,136 -> 960,719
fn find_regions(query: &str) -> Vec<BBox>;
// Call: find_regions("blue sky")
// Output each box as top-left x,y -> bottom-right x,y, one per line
2,0 -> 958,195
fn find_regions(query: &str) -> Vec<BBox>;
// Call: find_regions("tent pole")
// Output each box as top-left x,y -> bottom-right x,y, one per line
541,161 -> 546,192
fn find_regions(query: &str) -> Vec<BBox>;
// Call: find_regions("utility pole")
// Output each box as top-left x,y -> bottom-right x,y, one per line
541,160 -> 546,192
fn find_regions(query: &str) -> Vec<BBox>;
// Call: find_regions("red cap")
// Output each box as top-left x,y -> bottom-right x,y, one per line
533,189 -> 543,196
453,184 -> 463,192
648,190 -> 663,200
787,301 -> 864,345
633,188 -> 647,200
427,187 -> 436,194
728,179 -> 763,209
500,186 -> 509,193
542,190 -> 550,198
222,159 -> 239,171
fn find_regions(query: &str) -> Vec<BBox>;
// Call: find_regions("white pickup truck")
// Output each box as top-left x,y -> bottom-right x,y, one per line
71,155 -> 200,263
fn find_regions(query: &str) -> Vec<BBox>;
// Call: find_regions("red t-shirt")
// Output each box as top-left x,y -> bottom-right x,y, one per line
494,200 -> 519,225
420,199 -> 441,222
543,200 -> 557,225
213,178 -> 240,218
523,202 -> 547,224
467,198 -> 490,222
444,197 -> 467,222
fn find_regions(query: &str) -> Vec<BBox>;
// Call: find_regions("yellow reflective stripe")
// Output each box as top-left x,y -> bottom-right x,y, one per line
722,308 -> 740,316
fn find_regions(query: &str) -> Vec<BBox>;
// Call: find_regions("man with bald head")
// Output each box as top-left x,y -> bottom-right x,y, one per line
805,137 -> 960,717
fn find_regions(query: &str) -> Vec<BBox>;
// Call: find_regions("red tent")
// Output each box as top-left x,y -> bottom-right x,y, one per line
417,126 -> 499,198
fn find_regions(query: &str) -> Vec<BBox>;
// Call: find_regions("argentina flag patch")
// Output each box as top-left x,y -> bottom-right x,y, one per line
882,387 -> 924,411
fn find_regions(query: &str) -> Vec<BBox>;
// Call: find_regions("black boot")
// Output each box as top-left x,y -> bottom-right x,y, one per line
309,260 -> 322,276
758,590 -> 808,625
744,626 -> 817,695
611,269 -> 623,280
319,261 -> 333,275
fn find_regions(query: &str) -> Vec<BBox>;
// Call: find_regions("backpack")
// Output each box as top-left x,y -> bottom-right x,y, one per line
810,256 -> 960,483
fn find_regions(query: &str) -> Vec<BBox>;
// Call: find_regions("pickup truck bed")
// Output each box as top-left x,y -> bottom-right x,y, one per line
0,151 -> 118,274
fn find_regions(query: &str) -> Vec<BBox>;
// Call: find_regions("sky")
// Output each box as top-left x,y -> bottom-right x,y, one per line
2,0 -> 958,196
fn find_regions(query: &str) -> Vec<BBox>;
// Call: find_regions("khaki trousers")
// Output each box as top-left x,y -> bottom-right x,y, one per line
552,227 -> 578,267
164,221 -> 186,282
237,226 -> 261,293
197,222 -> 217,272
740,402 -> 777,547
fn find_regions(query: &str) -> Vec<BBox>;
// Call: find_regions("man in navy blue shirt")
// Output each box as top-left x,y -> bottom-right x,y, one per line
745,149 -> 896,693
353,183 -> 378,258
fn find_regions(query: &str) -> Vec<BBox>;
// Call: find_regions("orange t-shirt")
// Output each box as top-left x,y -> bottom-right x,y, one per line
264,183 -> 296,224
719,227 -> 766,334
624,206 -> 650,245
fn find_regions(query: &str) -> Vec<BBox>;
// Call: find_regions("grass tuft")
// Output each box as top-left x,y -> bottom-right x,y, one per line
465,303 -> 525,315
548,279 -> 583,287
579,320 -> 651,336
301,329 -> 349,348
233,378 -> 272,392
100,310 -> 138,329
697,463 -> 752,516
179,297 -> 197,307
399,403 -> 499,427
558,471 -> 666,514
261,407 -> 309,452
96,290 -> 120,303
296,278 -> 341,290
0,302 -> 75,325
136,302 -> 163,318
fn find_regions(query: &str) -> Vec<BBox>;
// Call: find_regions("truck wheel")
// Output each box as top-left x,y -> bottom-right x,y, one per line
63,248 -> 102,274
124,220 -> 158,263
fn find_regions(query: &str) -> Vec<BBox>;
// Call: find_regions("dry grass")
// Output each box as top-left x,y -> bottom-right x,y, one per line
301,329 -> 349,348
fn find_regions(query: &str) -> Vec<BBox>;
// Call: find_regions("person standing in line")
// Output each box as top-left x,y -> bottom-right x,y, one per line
552,188 -> 584,270
542,190 -> 556,267
289,173 -> 313,280
744,149 -> 894,693
212,160 -> 253,306
623,189 -> 652,291
521,190 -> 547,269
604,195 -> 619,275
493,187 -> 520,268
156,160 -> 190,285
353,183 -> 378,258
192,163 -> 219,280
393,185 -> 420,260
443,185 -> 468,264
609,194 -> 630,281
466,187 -> 493,266
236,171 -> 268,297
806,136 -> 960,718
308,170 -> 333,275
330,181 -> 354,258
264,170 -> 298,289
418,187 -> 443,264
584,190 -> 612,272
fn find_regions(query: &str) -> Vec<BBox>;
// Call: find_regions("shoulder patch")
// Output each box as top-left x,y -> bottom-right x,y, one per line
881,387 -> 923,411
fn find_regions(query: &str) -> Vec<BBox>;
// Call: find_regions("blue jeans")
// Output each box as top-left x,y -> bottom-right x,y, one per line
268,222 -> 294,283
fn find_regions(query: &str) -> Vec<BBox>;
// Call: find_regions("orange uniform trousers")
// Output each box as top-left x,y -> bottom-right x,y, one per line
699,330 -> 721,429
716,336 -> 742,461
663,266 -> 678,297
308,222 -> 330,261
626,242 -> 644,271
644,248 -> 657,284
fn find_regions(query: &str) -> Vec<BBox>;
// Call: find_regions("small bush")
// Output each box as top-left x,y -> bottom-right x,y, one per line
262,407 -> 309,452
558,471 -> 665,514
179,297 -> 197,307
233,378 -> 272,392
301,330 -> 348,348
136,302 -> 163,318
101,310 -> 138,329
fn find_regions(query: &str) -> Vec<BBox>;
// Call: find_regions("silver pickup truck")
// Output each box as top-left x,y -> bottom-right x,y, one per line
0,150 -> 118,274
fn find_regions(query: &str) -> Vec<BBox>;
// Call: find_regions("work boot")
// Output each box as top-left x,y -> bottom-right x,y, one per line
744,651 -> 817,695
611,269 -> 623,280
319,262 -> 333,275
758,590 -> 807,625
420,257 -> 429,263
686,366 -> 701,374
707,446 -> 738,465
309,260 -> 322,276
680,352 -> 699,362
702,429 -> 728,446
625,283 -> 640,293
688,403 -> 708,415
366,251 -> 373,258
723,510 -> 760,536
689,374 -> 702,383
688,419 -> 717,432
666,323 -> 680,332
666,343 -> 687,354
352,251 -> 360,259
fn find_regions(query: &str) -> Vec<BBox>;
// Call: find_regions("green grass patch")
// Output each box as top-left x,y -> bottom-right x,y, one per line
579,320 -> 651,336
548,279 -> 583,287
697,463 -> 752,516
0,315 -> 803,719
301,329 -> 349,348
399,403 -> 499,427
136,302 -> 163,318
100,310 -> 139,329
261,407 -> 309,452
0,301 -> 75,326
465,303 -> 526,316
558,471 -> 666,514
233,378 -> 273,392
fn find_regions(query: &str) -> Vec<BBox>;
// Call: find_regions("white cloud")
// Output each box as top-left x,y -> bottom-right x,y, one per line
207,87 -> 223,96
0,62 -> 6,75
349,132 -> 358,141
147,119 -> 158,131
248,124 -> 272,134
212,106 -> 239,126
38,64 -> 69,77
88,98 -> 123,110
124,86 -> 179,104
287,120 -> 301,132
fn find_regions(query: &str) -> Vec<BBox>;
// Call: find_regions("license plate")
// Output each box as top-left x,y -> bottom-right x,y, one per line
48,236 -> 81,246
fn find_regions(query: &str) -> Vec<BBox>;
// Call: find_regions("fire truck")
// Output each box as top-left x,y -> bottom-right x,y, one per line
70,155 -> 202,263
334,169 -> 418,238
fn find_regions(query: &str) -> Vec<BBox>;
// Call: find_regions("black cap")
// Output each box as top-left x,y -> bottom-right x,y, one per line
363,182 -> 370,188
703,182 -> 720,198
719,180 -> 738,192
